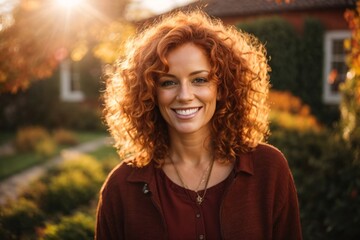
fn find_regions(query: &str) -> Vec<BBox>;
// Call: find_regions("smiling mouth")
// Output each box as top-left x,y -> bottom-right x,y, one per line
173,107 -> 201,116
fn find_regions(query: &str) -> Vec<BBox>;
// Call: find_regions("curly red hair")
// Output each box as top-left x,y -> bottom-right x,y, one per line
104,10 -> 270,167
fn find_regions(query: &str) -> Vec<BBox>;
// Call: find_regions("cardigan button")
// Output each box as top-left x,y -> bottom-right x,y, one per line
142,184 -> 150,194
199,234 -> 204,240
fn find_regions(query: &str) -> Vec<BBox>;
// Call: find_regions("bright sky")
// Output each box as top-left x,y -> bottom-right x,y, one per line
0,0 -> 18,13
135,0 -> 195,14
0,0 -> 194,30
0,0 -> 195,14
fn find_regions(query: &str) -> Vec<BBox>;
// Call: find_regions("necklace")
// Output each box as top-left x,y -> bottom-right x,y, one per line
170,156 -> 215,205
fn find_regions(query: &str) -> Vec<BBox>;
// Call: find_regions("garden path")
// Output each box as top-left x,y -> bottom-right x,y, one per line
0,136 -> 112,205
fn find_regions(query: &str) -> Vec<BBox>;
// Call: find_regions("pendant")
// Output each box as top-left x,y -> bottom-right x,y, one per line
196,195 -> 203,205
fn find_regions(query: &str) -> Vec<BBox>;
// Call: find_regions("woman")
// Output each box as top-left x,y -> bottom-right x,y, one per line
96,10 -> 302,240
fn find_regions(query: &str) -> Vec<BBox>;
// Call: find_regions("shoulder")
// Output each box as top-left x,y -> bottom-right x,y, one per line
100,158 -> 152,194
252,143 -> 288,168
249,143 -> 292,181
100,160 -> 133,192
253,143 -> 286,159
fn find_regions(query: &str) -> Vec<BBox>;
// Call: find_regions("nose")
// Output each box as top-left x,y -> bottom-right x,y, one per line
176,82 -> 194,102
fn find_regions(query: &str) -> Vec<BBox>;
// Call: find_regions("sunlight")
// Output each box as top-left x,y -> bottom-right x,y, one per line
54,0 -> 84,9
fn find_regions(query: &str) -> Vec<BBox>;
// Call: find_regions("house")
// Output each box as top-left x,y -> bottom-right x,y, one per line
0,0 -> 128,131
58,0 -> 357,105
0,0 -> 355,130
152,0 -> 356,105
57,0 -> 128,103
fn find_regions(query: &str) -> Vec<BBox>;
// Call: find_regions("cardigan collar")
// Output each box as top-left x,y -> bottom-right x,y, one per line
126,150 -> 254,184
235,150 -> 254,175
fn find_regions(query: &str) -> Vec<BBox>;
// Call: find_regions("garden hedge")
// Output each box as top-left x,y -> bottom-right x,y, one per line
237,17 -> 340,126
269,129 -> 360,239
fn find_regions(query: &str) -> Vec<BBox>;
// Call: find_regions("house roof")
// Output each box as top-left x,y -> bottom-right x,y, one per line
185,0 -> 357,17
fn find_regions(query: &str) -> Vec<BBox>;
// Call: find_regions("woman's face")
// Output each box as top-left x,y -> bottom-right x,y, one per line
156,43 -> 218,136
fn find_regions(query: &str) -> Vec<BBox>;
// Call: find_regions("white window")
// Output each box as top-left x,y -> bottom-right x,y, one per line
60,59 -> 85,102
323,30 -> 351,104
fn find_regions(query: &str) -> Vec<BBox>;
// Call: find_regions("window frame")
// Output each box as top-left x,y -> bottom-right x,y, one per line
323,30 -> 351,104
59,59 -> 85,102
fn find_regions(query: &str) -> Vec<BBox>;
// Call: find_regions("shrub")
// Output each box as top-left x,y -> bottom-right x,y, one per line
269,90 -> 322,131
0,54 -> 104,131
237,17 -> 340,126
0,198 -> 44,239
21,180 -> 48,204
40,212 -> 95,240
14,126 -> 54,153
268,129 -> 360,239
1,154 -> 105,238
52,129 -> 79,146
43,171 -> 97,214
38,154 -> 105,214
53,154 -> 105,183
297,18 -> 339,126
237,17 -> 299,92
35,138 -> 57,157
48,103 -> 105,131
340,74 -> 360,163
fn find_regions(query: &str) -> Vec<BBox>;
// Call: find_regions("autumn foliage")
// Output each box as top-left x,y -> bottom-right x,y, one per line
0,0 -> 133,93
342,1 -> 360,160
344,2 -> 360,80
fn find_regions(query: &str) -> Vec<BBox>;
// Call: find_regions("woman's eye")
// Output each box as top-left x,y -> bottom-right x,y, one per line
159,80 -> 177,87
193,77 -> 208,84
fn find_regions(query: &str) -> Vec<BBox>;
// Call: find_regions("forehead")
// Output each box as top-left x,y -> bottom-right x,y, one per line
166,43 -> 210,69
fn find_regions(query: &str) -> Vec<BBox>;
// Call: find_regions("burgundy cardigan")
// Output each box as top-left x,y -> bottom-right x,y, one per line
95,143 -> 302,240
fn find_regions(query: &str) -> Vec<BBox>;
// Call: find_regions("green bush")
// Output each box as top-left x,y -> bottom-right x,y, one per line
47,103 -> 105,131
1,154 -> 106,239
53,129 -> 79,146
237,17 -> 299,92
0,198 -> 44,239
0,54 -> 104,131
51,154 -> 105,183
40,212 -> 95,240
297,18 -> 323,112
237,17 -> 340,126
297,18 -> 339,126
340,74 -> 360,163
269,129 -> 360,239
269,90 -> 322,132
38,155 -> 104,214
35,138 -> 57,157
44,171 -> 96,214
14,126 -> 54,153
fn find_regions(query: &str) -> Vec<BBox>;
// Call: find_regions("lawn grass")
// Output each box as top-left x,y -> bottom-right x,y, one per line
0,153 -> 46,180
0,132 -> 13,145
0,131 -> 111,181
86,145 -> 118,162
76,131 -> 109,143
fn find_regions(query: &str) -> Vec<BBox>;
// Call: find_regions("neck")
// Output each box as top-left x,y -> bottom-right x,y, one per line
167,128 -> 213,166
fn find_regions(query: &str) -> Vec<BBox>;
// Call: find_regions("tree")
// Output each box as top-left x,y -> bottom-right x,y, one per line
0,0 -> 133,93
343,1 -> 360,161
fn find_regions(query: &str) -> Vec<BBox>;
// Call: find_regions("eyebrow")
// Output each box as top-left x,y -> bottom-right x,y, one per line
159,70 -> 209,78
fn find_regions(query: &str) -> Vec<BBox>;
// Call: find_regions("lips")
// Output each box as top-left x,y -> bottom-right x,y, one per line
172,107 -> 201,116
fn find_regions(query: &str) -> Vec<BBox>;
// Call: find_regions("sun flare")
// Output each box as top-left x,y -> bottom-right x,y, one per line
54,0 -> 84,9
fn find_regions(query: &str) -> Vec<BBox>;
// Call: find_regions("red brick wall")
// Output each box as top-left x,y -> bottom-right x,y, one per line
219,8 -> 350,33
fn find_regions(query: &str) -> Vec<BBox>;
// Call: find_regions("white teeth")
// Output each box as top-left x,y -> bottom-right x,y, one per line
175,108 -> 199,116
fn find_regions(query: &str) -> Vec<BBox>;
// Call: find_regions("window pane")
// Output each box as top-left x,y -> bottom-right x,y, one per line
329,38 -> 348,94
323,31 -> 351,104
330,61 -> 347,93
70,62 -> 82,92
71,72 -> 81,91
332,39 -> 346,55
